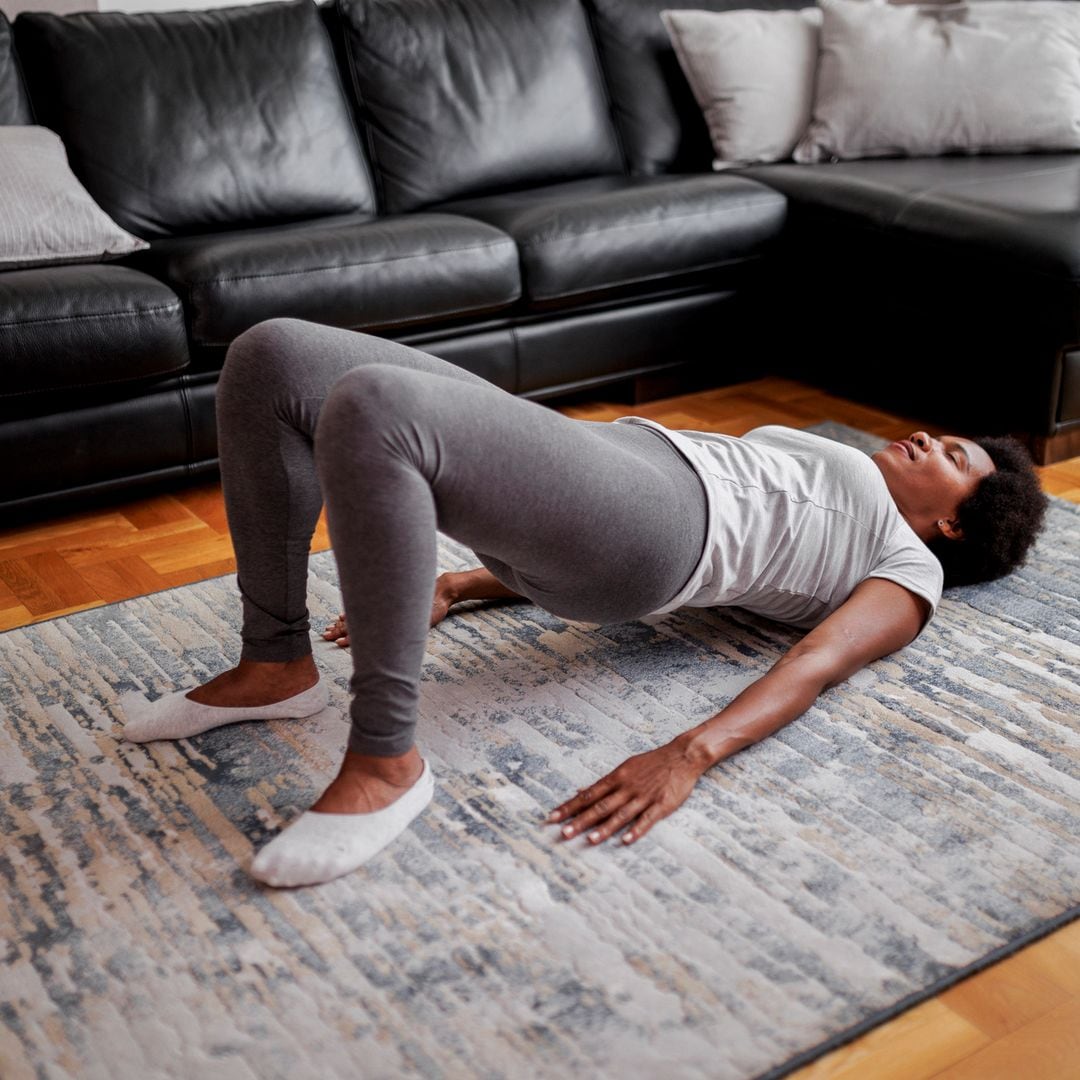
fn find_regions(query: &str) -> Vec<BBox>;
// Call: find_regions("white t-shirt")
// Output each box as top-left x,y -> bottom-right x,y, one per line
614,418 -> 944,630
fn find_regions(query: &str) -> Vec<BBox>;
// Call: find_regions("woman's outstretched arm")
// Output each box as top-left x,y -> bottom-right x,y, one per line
546,577 -> 930,847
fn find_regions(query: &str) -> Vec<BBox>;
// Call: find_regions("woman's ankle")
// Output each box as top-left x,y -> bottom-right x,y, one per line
236,655 -> 316,676
186,655 -> 318,706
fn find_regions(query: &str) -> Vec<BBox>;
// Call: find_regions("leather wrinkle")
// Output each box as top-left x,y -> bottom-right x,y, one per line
579,0 -> 629,172
336,0 -> 389,210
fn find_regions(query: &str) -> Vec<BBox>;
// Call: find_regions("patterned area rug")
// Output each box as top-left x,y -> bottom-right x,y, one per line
1,425 -> 1078,1080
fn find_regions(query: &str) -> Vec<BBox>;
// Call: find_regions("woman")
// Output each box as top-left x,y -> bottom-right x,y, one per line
122,318 -> 1047,888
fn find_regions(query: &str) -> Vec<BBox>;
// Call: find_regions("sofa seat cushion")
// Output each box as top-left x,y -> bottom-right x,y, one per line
129,212 -> 521,346
439,174 -> 788,308
0,264 -> 188,398
741,155 -> 1080,279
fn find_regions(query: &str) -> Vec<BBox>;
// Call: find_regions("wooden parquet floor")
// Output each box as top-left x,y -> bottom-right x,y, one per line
2,375 -> 1078,1079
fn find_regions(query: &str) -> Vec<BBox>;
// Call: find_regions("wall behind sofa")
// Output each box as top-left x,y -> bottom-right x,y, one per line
96,0 -> 269,9
1,0 -> 272,14
1,0 -> 95,15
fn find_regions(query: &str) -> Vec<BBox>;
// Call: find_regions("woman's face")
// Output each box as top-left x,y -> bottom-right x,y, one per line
872,431 -> 996,542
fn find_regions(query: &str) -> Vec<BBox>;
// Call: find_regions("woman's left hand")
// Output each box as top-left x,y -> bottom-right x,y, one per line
544,737 -> 706,847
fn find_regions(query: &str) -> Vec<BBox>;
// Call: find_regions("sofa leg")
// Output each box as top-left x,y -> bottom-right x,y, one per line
632,367 -> 700,404
1027,428 -> 1080,466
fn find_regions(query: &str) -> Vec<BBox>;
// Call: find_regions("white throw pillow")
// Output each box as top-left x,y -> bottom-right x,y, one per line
0,126 -> 149,270
795,0 -> 1080,163
662,7 -> 823,170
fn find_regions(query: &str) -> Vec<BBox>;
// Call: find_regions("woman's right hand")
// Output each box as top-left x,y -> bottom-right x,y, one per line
322,572 -> 460,648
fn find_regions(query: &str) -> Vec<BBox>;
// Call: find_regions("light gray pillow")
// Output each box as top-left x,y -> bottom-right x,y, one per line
0,126 -> 149,270
795,0 -> 1080,164
662,7 -> 823,169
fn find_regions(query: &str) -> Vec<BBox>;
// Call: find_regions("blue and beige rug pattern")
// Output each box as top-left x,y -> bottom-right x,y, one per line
0,426 -> 1077,1079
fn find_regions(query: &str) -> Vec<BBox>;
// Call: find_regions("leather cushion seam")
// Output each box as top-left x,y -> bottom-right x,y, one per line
194,291 -> 521,347
527,253 -> 760,302
0,302 -> 182,330
516,197 -> 785,248
1,359 -> 191,398
186,239 -> 516,287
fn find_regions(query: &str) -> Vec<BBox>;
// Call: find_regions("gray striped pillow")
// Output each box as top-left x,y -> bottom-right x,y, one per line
0,125 -> 149,270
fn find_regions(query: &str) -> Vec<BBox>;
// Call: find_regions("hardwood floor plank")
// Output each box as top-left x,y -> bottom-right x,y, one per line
1040,473 -> 1079,497
175,482 -> 232,534
1019,920 -> 1080,998
0,512 -> 133,551
0,522 -> 137,562
25,550 -> 101,607
123,495 -> 200,530
793,999 -> 990,1080
61,519 -> 213,569
938,946 -> 1074,1040
142,532 -> 237,575
927,1000 -> 1080,1080
0,574 -> 19,607
0,603 -> 32,631
78,556 -> 172,604
0,556 -> 71,615
155,558 -> 239,591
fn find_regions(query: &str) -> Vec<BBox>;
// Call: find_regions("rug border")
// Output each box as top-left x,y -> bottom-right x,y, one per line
757,904 -> 1080,1080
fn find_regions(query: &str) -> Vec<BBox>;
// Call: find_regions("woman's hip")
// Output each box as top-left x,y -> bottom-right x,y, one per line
477,419 -> 708,624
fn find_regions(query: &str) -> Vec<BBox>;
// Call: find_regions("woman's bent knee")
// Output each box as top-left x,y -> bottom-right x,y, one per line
315,366 -> 447,489
320,365 -> 427,430
222,319 -> 312,388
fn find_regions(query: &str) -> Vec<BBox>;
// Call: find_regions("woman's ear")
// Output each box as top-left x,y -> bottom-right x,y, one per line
937,517 -> 964,542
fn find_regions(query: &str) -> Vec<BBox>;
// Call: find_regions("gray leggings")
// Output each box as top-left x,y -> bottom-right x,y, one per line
216,318 -> 707,756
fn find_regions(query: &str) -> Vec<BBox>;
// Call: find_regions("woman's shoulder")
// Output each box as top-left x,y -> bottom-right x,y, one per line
743,424 -> 883,485
742,424 -> 865,454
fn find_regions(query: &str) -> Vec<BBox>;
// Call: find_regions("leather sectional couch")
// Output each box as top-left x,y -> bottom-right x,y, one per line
2,0 -> 1077,521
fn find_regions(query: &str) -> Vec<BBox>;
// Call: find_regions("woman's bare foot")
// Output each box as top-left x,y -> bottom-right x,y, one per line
322,611 -> 350,647
321,571 -> 463,648
311,746 -> 425,814
184,655 -> 319,707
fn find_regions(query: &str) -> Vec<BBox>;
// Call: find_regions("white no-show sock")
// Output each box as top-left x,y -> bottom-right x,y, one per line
249,757 -> 435,887
120,679 -> 328,742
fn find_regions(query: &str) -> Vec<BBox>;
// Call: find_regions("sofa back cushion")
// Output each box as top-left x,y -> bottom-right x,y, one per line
0,14 -> 32,125
337,0 -> 624,213
15,0 -> 375,238
586,0 -> 812,175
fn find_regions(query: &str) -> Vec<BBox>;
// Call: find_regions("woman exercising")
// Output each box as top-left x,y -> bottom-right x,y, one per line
121,318 -> 1047,888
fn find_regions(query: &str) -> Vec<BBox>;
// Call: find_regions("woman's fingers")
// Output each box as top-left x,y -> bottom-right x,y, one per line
581,797 -> 649,844
547,776 -> 619,826
622,803 -> 667,844
546,742 -> 703,850
555,787 -> 633,839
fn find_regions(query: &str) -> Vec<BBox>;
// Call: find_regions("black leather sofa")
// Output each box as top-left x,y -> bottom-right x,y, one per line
2,0 -> 1077,522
